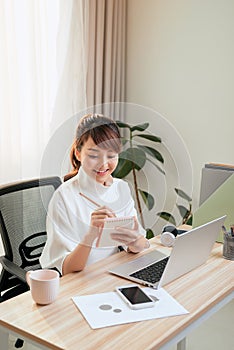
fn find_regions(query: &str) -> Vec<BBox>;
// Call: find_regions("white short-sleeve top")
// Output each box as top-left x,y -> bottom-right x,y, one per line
40,167 -> 145,274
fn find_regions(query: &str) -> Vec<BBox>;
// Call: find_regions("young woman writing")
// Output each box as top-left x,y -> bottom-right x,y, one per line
40,114 -> 150,275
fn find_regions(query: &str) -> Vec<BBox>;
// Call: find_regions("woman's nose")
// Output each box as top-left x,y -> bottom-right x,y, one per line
98,155 -> 108,168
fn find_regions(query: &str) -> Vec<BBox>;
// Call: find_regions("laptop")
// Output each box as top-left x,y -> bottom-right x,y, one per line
109,216 -> 226,289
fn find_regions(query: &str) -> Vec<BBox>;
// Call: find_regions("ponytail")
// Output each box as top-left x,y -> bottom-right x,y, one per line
63,141 -> 80,182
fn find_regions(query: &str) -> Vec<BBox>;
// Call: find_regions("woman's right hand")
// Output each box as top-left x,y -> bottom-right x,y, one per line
90,206 -> 115,228
81,206 -> 116,246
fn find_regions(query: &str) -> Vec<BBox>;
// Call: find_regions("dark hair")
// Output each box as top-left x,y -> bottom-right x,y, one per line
64,114 -> 121,181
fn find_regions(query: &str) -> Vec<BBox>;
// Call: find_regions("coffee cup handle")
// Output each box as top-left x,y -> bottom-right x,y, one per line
26,270 -> 33,287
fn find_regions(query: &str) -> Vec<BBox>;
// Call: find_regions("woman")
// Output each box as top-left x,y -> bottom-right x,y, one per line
40,114 -> 149,275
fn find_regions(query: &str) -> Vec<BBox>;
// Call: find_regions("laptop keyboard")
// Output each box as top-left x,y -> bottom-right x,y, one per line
129,256 -> 169,284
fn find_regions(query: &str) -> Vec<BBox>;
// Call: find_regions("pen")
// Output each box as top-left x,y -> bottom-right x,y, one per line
222,225 -> 230,237
79,192 -> 116,218
230,225 -> 234,237
222,225 -> 228,235
79,192 -> 101,208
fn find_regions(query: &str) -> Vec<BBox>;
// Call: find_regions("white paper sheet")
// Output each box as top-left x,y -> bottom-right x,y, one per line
72,287 -> 189,329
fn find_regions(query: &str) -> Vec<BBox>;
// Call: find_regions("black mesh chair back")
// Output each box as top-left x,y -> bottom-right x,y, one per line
0,177 -> 62,301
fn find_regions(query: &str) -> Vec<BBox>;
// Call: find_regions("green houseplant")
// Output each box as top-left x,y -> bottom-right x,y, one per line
113,121 -> 165,239
113,121 -> 193,238
157,188 -> 193,226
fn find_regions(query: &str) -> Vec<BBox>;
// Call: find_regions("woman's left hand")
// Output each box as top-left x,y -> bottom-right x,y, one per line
110,217 -> 150,252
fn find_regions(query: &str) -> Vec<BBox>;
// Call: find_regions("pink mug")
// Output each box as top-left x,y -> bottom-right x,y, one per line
26,269 -> 59,305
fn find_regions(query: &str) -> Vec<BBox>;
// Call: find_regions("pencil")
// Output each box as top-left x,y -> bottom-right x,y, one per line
79,192 -> 101,208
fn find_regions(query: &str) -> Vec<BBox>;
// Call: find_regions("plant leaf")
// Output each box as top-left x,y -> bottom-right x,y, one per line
116,120 -> 131,129
139,189 -> 155,210
133,133 -> 161,143
113,158 -> 133,178
120,137 -> 129,146
137,145 -> 164,163
130,123 -> 149,132
120,147 -> 146,171
177,205 -> 189,219
146,228 -> 154,239
157,211 -> 176,225
175,188 -> 192,202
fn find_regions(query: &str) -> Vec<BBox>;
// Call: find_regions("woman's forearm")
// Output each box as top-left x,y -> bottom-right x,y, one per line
62,229 -> 97,275
62,243 -> 92,275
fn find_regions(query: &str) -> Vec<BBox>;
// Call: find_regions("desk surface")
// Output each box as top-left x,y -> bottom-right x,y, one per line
0,237 -> 233,350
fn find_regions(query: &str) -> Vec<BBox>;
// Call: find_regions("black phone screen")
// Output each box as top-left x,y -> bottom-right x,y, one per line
119,286 -> 152,304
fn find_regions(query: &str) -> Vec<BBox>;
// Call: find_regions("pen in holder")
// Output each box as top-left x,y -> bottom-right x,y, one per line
222,225 -> 234,260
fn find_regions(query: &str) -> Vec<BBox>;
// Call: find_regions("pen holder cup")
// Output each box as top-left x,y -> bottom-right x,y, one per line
223,234 -> 234,260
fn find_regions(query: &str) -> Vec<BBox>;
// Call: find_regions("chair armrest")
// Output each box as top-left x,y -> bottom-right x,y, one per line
0,256 -> 26,283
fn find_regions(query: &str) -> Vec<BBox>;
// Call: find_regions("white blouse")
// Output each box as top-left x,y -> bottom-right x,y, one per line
40,167 -> 145,274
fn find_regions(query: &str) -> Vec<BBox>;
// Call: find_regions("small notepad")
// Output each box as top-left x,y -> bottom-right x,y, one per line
96,216 -> 134,247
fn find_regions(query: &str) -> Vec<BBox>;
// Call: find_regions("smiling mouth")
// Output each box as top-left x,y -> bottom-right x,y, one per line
94,169 -> 109,175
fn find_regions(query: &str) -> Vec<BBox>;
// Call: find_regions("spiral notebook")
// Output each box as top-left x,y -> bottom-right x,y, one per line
96,216 -> 134,247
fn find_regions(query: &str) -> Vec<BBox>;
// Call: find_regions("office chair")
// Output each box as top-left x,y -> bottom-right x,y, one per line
0,176 -> 62,302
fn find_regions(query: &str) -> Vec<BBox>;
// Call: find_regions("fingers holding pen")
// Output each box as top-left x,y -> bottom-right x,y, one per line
86,206 -> 116,244
90,206 -> 116,229
92,206 -> 116,219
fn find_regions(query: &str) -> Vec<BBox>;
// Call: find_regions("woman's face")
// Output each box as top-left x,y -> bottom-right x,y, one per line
75,136 -> 119,185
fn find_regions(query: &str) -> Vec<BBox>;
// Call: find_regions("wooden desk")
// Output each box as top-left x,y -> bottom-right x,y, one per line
0,237 -> 233,350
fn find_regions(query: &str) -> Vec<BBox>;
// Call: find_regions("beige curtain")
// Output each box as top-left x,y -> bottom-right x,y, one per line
84,0 -> 126,119
51,0 -> 127,129
0,0 -> 60,184
41,0 -> 127,179
50,0 -> 87,132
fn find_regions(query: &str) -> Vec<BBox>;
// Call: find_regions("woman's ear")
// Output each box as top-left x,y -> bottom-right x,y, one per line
75,148 -> 81,162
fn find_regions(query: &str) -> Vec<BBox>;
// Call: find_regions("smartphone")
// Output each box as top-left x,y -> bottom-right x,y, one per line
115,285 -> 155,310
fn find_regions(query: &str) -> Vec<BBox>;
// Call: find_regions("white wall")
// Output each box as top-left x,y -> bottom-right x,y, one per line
125,0 -> 234,215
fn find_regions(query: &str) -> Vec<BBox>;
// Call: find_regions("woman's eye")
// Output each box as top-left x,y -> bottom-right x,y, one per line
88,154 -> 118,160
88,155 -> 98,159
